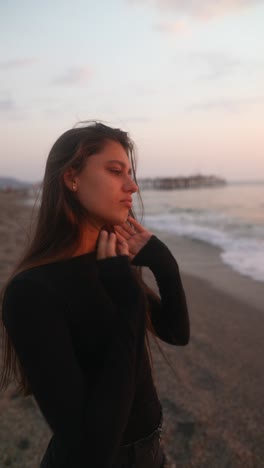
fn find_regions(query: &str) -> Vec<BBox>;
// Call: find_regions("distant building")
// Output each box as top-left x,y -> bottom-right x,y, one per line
138,174 -> 226,190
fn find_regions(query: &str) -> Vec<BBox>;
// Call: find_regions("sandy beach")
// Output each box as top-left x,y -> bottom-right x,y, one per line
0,192 -> 263,468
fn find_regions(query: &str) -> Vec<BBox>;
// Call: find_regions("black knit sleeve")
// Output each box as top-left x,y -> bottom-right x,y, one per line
2,256 -> 147,468
132,235 -> 190,345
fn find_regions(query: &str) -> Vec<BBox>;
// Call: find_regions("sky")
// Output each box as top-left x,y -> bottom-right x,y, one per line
0,0 -> 264,182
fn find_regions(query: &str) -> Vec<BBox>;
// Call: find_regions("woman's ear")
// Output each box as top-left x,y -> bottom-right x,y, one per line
63,169 -> 77,192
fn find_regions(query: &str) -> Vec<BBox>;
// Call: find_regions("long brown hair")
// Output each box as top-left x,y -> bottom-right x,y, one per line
0,120 -> 173,397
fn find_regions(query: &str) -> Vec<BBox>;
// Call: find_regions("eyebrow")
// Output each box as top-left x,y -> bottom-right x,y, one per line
106,159 -> 132,175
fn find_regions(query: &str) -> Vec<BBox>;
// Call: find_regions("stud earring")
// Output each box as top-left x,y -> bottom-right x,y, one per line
72,183 -> 77,192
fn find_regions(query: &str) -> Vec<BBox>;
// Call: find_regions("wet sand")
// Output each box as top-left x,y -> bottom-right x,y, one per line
0,192 -> 263,467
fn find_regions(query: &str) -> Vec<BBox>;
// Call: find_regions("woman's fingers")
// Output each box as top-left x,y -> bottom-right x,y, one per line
117,239 -> 129,256
115,230 -> 126,243
115,232 -> 130,255
114,225 -> 133,239
106,232 -> 117,257
97,219 -> 151,260
115,217 -> 147,237
127,216 -> 145,232
121,223 -> 136,235
97,230 -> 117,259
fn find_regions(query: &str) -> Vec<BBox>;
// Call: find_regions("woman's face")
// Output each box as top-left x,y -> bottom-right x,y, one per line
70,139 -> 138,228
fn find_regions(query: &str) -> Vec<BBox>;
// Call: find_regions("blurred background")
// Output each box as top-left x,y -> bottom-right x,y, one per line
1,2 -> 264,467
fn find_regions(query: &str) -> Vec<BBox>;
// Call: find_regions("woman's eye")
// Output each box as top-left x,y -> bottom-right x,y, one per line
109,169 -> 122,175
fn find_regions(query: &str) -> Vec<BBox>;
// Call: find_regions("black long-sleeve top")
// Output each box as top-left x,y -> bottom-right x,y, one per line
2,235 -> 189,468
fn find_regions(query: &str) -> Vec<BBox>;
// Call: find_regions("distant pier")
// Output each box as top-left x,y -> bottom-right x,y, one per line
138,174 -> 226,190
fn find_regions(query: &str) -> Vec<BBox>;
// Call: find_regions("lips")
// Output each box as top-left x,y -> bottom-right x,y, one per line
120,198 -> 132,208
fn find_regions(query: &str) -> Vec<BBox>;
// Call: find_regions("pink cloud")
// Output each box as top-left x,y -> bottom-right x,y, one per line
128,0 -> 262,21
153,20 -> 190,35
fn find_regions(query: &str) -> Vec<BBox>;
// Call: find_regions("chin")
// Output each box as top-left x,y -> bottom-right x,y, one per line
107,213 -> 128,226
86,209 -> 128,228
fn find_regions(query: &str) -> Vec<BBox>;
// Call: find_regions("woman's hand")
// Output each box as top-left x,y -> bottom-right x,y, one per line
114,216 -> 152,261
97,230 -> 129,260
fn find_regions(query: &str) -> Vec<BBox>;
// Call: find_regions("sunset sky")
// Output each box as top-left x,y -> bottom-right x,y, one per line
1,0 -> 263,182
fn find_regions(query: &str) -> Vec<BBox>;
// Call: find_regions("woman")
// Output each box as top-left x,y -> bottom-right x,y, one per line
1,121 -> 190,468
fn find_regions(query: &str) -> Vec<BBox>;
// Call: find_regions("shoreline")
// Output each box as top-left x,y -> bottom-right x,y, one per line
149,228 -> 263,313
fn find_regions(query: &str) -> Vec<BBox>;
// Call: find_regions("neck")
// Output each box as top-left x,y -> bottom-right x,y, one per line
72,221 -> 101,257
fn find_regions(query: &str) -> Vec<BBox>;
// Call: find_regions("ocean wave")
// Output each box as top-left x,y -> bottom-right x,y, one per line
144,212 -> 264,283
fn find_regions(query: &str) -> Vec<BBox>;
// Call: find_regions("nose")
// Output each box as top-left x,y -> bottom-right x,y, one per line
123,177 -> 138,194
